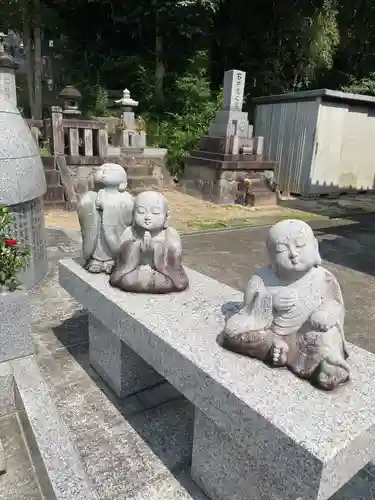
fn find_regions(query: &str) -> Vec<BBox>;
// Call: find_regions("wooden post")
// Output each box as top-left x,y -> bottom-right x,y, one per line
69,128 -> 79,156
84,129 -> 93,156
51,106 -> 64,155
98,127 -> 108,158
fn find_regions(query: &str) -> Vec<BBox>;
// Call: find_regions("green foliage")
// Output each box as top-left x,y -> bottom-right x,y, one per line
39,146 -> 51,156
306,6 -> 340,81
4,0 -> 375,170
0,206 -> 31,291
146,53 -> 222,176
81,84 -> 111,117
341,74 -> 375,96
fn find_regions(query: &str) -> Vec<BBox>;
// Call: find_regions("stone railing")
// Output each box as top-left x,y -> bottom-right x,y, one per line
47,106 -> 108,158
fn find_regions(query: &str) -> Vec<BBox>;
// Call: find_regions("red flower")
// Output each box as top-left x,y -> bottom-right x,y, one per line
4,239 -> 17,245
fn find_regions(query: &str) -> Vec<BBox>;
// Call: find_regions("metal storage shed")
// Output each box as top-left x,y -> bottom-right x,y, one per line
253,89 -> 375,196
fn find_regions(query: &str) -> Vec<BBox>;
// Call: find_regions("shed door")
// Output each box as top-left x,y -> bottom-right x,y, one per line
310,102 -> 348,192
311,102 -> 375,191
340,106 -> 375,190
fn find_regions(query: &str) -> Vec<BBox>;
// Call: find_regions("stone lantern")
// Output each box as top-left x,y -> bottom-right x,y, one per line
0,32 -> 18,105
58,85 -> 82,116
115,89 -> 146,151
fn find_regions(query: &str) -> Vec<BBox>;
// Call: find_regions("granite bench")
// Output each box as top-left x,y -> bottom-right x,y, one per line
59,257 -> 375,500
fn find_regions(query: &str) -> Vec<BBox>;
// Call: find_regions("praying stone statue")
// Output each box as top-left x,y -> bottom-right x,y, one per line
220,219 -> 350,391
110,191 -> 189,293
78,163 -> 134,274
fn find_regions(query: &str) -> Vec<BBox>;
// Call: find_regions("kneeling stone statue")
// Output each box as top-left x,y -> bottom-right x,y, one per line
220,219 -> 350,391
110,190 -> 189,293
78,163 -> 134,274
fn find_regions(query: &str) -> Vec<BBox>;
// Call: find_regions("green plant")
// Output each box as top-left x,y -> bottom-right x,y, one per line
341,74 -> 375,96
0,206 -> 31,291
39,146 -> 51,157
147,51 -> 222,177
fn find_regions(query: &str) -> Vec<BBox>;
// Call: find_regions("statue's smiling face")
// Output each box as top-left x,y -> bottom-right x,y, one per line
268,220 -> 321,274
134,192 -> 168,231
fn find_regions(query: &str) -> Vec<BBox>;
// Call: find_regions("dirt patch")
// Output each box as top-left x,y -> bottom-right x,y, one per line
44,188 -> 326,232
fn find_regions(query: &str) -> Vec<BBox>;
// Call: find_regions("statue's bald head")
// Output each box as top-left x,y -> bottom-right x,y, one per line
267,219 -> 315,248
95,163 -> 127,187
133,191 -> 169,231
134,191 -> 169,213
267,219 -> 321,275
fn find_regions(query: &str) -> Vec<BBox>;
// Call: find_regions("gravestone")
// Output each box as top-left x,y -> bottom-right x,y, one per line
208,69 -> 253,139
223,69 -> 246,110
181,69 -> 278,205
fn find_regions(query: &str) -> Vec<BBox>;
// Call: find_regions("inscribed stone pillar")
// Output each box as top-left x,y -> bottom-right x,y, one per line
0,96 -> 48,289
208,69 -> 251,139
223,69 -> 246,111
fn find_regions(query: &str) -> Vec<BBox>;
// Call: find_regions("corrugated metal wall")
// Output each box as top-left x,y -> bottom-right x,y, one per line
255,99 -> 319,194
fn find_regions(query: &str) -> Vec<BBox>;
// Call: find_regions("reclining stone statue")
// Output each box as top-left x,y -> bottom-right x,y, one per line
220,219 -> 350,391
110,190 -> 189,294
78,163 -> 134,274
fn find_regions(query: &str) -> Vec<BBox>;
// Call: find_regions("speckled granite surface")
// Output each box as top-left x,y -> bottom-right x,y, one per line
3,222 -> 375,500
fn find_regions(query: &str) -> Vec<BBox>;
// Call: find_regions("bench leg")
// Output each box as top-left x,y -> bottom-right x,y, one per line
88,314 -> 163,397
191,409 -> 305,500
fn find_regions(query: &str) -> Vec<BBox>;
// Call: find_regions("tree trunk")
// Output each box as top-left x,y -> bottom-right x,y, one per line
22,12 -> 35,117
33,25 -> 43,119
32,0 -> 43,119
154,16 -> 165,106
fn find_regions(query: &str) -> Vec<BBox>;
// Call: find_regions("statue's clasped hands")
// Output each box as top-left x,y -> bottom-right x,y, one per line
141,230 -> 152,253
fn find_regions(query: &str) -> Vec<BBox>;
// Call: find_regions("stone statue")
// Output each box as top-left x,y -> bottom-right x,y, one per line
220,219 -> 350,391
78,163 -> 134,274
110,191 -> 189,293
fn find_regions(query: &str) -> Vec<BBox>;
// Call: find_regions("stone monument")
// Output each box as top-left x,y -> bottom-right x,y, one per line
181,69 -> 278,205
0,43 -> 47,289
220,219 -> 350,390
208,69 -> 252,139
77,163 -> 134,274
110,191 -> 189,293
114,89 -> 146,154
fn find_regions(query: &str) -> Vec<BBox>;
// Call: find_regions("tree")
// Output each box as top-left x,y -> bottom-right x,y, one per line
0,0 -> 60,118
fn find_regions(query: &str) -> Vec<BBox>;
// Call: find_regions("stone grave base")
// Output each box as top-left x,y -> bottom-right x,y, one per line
181,136 -> 278,205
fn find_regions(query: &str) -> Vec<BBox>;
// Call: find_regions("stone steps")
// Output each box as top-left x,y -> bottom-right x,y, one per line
0,413 -> 44,500
128,175 -> 158,192
42,155 -> 161,209
42,157 -> 69,209
33,330 -> 207,500
11,356 -> 99,500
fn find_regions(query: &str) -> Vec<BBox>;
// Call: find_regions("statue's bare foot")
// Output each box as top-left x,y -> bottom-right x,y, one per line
105,261 -> 114,274
86,259 -> 103,273
314,358 -> 350,391
270,339 -> 289,367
